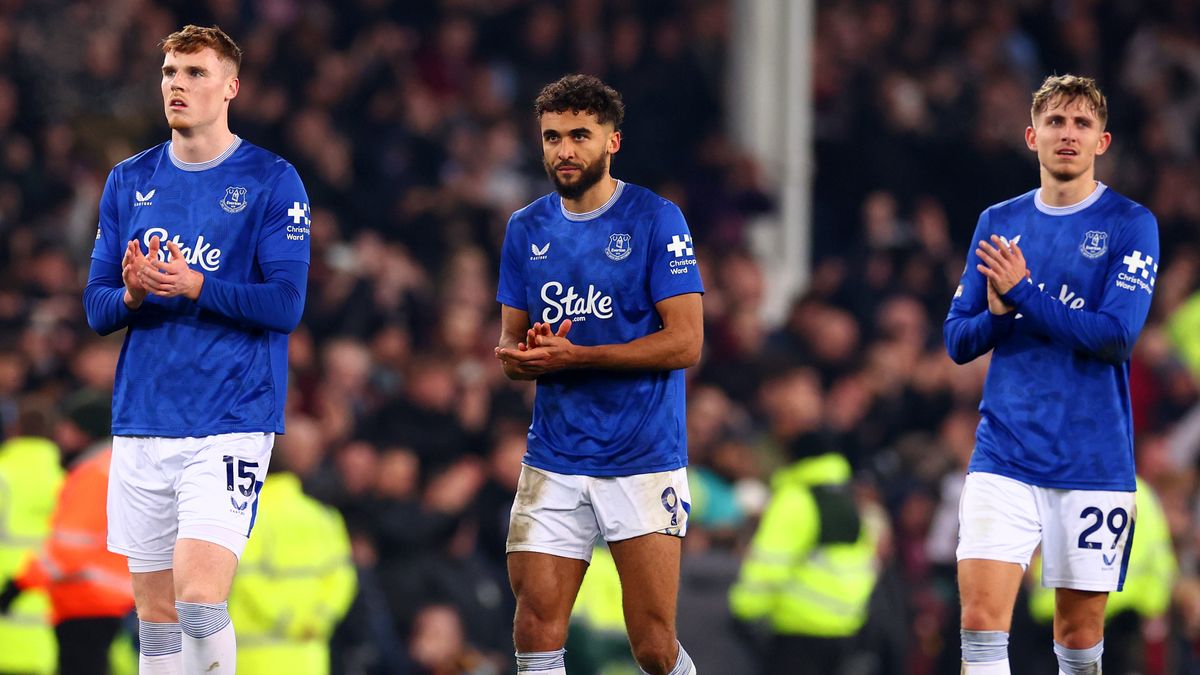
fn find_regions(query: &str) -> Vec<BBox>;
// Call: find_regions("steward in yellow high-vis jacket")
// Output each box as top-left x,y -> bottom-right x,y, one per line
0,433 -> 65,674
730,449 -> 879,674
227,470 -> 356,675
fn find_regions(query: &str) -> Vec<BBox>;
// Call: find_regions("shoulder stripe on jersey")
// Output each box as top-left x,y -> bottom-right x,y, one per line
1034,182 -> 1107,216
561,180 -> 626,222
168,136 -> 243,172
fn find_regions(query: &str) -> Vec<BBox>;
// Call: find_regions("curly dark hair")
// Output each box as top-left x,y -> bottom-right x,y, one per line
534,74 -> 625,129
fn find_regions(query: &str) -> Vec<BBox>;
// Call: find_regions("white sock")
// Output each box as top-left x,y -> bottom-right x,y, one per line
139,620 -> 183,674
516,648 -> 566,674
665,642 -> 696,675
963,661 -> 1010,674
177,600 -> 237,673
1054,639 -> 1103,675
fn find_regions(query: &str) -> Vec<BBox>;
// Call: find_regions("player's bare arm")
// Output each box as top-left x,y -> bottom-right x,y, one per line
499,292 -> 703,373
496,304 -> 540,380
138,240 -> 206,300
976,235 -> 1029,295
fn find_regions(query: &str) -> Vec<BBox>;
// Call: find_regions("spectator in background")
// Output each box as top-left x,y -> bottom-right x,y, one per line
227,415 -> 357,675
3,392 -> 133,675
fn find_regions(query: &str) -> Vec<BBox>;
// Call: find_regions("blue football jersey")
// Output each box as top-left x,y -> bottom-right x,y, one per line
497,181 -> 705,476
945,184 -> 1159,491
91,137 -> 310,437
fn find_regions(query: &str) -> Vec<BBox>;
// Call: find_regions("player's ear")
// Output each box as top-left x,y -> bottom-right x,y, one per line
1024,125 -> 1037,151
1095,130 -> 1112,156
226,75 -> 239,102
608,129 -> 621,155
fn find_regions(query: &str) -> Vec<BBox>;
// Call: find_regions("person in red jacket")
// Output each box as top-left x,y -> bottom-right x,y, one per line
0,392 -> 134,674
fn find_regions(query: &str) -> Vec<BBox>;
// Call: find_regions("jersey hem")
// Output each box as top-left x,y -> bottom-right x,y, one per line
111,425 -> 283,438
523,456 -> 687,477
496,294 -> 526,309
651,288 -> 705,305
967,467 -> 1135,492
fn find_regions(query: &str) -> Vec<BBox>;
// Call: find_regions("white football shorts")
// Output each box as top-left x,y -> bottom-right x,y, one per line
506,464 -> 691,562
957,471 -> 1137,591
108,432 -> 274,572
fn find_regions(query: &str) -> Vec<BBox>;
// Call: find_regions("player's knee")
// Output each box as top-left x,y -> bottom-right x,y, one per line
174,578 -> 230,605
629,626 -> 676,674
512,604 -> 568,649
134,595 -> 178,623
960,604 -> 1010,632
1056,624 -> 1104,650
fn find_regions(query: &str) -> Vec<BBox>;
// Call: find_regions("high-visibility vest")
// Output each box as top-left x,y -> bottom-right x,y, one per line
1028,477 -> 1177,623
572,544 -> 626,633
228,473 -> 357,675
17,448 -> 133,624
0,436 -> 64,674
730,452 -> 879,638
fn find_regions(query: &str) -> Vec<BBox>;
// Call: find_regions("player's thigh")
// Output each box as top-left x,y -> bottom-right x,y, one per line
1039,487 -> 1136,593
131,569 -> 177,622
957,558 -> 1025,631
173,538 -> 239,603
507,551 -> 589,625
1053,587 -> 1108,648
107,436 -> 178,569
609,532 -> 681,635
174,432 -> 274,560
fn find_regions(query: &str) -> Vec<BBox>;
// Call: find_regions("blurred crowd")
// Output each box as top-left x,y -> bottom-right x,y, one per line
3,0 -> 1200,673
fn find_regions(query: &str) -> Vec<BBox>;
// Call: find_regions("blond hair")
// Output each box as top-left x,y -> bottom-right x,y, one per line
1031,74 -> 1107,127
160,25 -> 242,74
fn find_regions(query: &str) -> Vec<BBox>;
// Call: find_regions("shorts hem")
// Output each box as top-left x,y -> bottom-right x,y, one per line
178,521 -> 250,559
107,542 -> 173,564
1042,577 -> 1118,592
606,526 -> 687,543
506,543 -> 593,562
956,553 -> 1031,567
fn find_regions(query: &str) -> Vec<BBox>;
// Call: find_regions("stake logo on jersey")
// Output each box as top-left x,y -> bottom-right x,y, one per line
540,281 -> 613,323
144,226 -> 223,271
944,183 -> 1159,492
90,137 -> 311,437
220,185 -> 249,213
496,181 -> 705,477
1080,230 -> 1108,259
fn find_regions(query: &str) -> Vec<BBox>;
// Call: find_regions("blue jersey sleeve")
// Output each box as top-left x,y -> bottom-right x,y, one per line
91,169 -> 122,264
257,165 -> 311,265
195,260 -> 308,333
497,214 -> 527,309
944,209 -> 1017,363
647,202 -> 704,303
1002,209 -> 1159,364
83,259 -> 135,335
83,169 -> 136,335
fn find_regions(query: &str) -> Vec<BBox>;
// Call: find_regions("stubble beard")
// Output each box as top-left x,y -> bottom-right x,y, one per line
545,154 -> 609,201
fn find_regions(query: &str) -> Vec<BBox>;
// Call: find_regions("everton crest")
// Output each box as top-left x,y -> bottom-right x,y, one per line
1079,230 -> 1108,259
220,186 -> 249,213
605,233 -> 632,261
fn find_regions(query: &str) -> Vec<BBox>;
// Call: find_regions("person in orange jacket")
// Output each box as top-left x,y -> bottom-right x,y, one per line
0,392 -> 134,674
